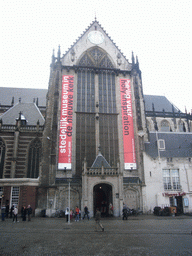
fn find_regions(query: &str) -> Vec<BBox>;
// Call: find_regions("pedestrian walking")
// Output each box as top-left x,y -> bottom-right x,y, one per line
27,205 -> 32,221
109,203 -> 113,217
95,208 -> 104,232
75,206 -> 80,221
13,205 -> 19,223
65,207 -> 70,222
122,203 -> 128,220
83,206 -> 90,220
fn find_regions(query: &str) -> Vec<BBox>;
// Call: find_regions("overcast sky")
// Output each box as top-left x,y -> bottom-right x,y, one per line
1,0 -> 191,112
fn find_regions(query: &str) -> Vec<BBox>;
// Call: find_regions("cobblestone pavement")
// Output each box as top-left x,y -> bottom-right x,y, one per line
0,215 -> 192,256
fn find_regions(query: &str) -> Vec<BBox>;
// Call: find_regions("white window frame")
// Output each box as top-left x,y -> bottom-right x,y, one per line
163,169 -> 180,190
10,187 -> 20,207
158,139 -> 165,150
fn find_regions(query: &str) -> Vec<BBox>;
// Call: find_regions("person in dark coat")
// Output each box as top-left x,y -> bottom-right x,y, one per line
6,204 -> 9,218
83,206 -> 89,220
10,205 -> 14,218
22,206 -> 27,221
1,205 -> 6,221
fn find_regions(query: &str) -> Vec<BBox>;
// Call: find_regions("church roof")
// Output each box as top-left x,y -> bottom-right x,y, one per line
0,87 -> 184,114
0,87 -> 47,106
144,95 -> 180,112
0,102 -> 45,125
145,132 -> 192,158
91,152 -> 111,168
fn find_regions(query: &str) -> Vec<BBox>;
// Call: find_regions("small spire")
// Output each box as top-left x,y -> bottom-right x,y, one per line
136,55 -> 139,69
11,97 -> 14,106
52,49 -> 55,64
57,45 -> 61,62
98,145 -> 101,155
19,111 -> 22,120
132,51 -> 135,65
152,103 -> 155,112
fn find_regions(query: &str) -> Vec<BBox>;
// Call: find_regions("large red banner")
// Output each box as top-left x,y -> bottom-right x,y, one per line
58,75 -> 74,170
120,79 -> 136,170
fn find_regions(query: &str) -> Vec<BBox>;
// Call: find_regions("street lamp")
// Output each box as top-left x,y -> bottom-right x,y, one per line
68,178 -> 72,224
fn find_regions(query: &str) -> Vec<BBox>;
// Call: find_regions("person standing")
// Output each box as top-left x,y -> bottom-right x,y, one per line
95,208 -> 104,232
122,203 -> 128,220
13,205 -> 19,223
6,203 -> 9,218
65,207 -> 70,222
10,205 -> 14,219
109,203 -> 113,217
1,205 -> 6,221
22,206 -> 27,221
27,205 -> 32,221
83,206 -> 89,220
75,206 -> 80,221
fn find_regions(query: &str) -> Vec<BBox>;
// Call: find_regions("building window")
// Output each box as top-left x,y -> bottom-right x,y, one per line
0,187 -> 3,196
160,120 -> 170,132
11,187 -> 20,207
0,138 -> 6,179
27,138 -> 42,178
158,139 -> 165,150
163,169 -> 180,190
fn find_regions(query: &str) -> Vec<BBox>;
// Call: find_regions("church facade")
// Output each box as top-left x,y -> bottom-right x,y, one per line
0,20 -> 192,217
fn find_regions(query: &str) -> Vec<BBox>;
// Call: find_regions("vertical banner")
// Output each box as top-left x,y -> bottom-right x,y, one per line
120,79 -> 137,170
58,75 -> 74,170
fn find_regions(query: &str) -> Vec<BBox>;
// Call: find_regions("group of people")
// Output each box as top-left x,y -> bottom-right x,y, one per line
1,204 -> 32,222
65,206 -> 90,222
64,205 -> 104,232
20,205 -> 33,222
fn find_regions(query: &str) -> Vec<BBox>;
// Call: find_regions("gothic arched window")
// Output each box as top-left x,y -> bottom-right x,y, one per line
27,138 -> 42,178
160,120 -> 170,132
0,138 -> 6,179
178,121 -> 186,132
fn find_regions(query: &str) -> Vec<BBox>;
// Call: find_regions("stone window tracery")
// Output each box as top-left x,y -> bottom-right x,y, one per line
78,47 -> 114,68
160,120 -> 170,132
27,138 -> 42,178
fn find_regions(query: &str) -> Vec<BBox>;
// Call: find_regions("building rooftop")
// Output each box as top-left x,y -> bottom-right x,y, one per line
145,132 -> 192,158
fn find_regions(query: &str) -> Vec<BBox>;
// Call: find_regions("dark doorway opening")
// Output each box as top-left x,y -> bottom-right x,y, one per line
93,183 -> 112,217
176,196 -> 183,214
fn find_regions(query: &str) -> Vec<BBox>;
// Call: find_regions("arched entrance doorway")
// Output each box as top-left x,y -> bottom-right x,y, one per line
93,183 -> 112,217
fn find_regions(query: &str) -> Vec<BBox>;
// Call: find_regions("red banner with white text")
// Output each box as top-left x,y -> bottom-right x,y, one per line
120,79 -> 136,170
58,75 -> 74,170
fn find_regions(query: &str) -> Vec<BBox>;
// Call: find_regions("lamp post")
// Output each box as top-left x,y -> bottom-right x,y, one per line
68,178 -> 72,224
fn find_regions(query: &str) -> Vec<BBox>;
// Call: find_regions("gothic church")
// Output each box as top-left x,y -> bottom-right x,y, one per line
0,20 -> 192,216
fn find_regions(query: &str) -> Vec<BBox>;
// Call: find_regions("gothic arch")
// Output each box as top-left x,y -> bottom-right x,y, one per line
78,47 -> 115,68
123,187 -> 140,209
160,120 -> 170,132
178,120 -> 186,132
0,137 -> 6,179
27,138 -> 42,178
